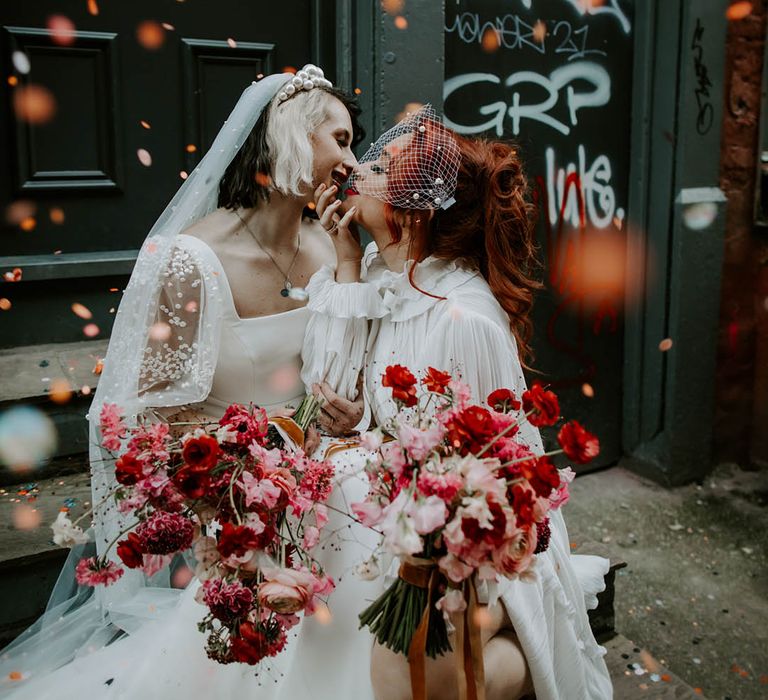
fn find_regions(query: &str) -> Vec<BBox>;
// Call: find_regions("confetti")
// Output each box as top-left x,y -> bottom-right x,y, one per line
5,200 -> 35,225
136,21 -> 165,50
140,120 -> 151,129
481,27 -> 501,52
48,378 -> 72,404
87,0 -> 99,16
3,268 -> 22,282
13,503 -> 42,530
185,144 -> 197,153
47,15 -> 77,46
83,323 -> 100,337
12,84 -> 57,124
381,0 -> 405,14
682,201 -> 717,230
137,148 -> 152,166
472,606 -> 493,629
658,338 -> 673,352
532,20 -> 547,44
172,565 -> 194,588
92,358 -> 104,374
20,216 -> 36,232
81,385 -> 92,396
726,2 -> 752,20
7,76 -> 18,86
7,671 -> 23,681
0,298 -> 11,311
227,38 -> 237,49
581,383 -> 594,398
313,603 -> 332,624
49,207 -> 65,224
149,322 -> 172,341
184,300 -> 198,312
354,87 -> 362,95
180,170 -> 188,180
394,16 -> 408,30
0,406 -> 57,471
161,23 -> 175,31
11,51 -> 30,75
71,302 -> 93,319
255,172 -> 272,187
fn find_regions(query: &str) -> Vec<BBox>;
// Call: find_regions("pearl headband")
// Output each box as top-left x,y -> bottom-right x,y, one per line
277,64 -> 333,103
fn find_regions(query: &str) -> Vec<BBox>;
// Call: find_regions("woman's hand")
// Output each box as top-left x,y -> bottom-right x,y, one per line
313,381 -> 364,436
315,183 -> 361,283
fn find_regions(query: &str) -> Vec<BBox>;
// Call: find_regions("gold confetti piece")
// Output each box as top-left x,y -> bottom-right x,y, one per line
658,338 -> 673,352
83,323 -> 100,337
136,20 -> 165,50
394,16 -> 408,30
49,378 -> 72,404
8,671 -> 23,681
137,148 -> 152,166
140,119 -> 151,129
47,15 -> 77,46
0,298 -> 11,311
3,268 -> 22,282
381,0 -> 405,14
581,383 -> 594,398
282,65 -> 297,74
161,23 -> 175,31
7,76 -> 18,86
185,144 -> 197,153
227,38 -> 237,48
71,302 -> 93,319
354,87 -> 362,95
49,207 -> 65,224
726,2 -> 752,20
481,27 -> 500,52
180,170 -> 188,180
20,216 -> 36,232
92,359 -> 104,374
87,0 -> 99,16
13,84 -> 57,125
255,172 -> 272,187
6,200 -> 35,225
533,19 -> 547,43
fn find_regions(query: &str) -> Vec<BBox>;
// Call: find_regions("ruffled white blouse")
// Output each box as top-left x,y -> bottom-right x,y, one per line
301,243 -> 613,700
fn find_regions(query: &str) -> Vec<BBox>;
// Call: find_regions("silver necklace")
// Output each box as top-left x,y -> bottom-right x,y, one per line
236,212 -> 301,298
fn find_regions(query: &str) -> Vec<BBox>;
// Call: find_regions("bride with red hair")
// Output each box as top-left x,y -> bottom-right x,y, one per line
301,107 -> 613,699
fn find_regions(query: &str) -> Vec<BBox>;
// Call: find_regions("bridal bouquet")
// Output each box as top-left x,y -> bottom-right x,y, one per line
354,365 -> 599,696
55,402 -> 336,666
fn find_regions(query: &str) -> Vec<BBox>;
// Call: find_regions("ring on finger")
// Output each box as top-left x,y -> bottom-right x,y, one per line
325,222 -> 338,234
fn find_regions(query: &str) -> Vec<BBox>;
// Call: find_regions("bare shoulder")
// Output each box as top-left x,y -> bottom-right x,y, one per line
301,217 -> 336,266
180,208 -> 236,248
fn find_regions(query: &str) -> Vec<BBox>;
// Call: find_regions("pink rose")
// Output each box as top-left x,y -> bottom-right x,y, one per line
492,527 -> 537,578
258,568 -> 316,614
397,424 -> 445,462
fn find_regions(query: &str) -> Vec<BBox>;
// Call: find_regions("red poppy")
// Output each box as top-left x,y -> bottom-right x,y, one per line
519,455 -> 561,498
116,532 -> 144,569
557,421 -> 600,464
422,367 -> 452,394
172,464 -> 211,500
115,454 -> 144,486
445,405 -> 496,455
522,383 -> 560,427
511,483 -> 536,528
382,365 -> 418,407
487,388 -> 521,413
182,434 -> 220,470
217,522 -> 263,558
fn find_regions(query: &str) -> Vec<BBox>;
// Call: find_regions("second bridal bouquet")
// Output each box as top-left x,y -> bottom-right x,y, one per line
354,365 -> 599,695
60,402 -> 336,667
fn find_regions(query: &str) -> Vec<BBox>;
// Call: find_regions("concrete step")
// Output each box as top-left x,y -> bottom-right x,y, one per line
605,634 -> 709,698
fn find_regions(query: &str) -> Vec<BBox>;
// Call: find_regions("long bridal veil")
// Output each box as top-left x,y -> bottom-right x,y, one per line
0,73 -> 292,693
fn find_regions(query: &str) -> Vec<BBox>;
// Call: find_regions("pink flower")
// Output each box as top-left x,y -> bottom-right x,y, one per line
359,430 -> 384,452
75,557 -> 124,587
379,492 -> 422,556
435,588 -> 467,615
203,578 -> 254,622
380,442 -> 408,478
136,511 -> 195,555
240,472 -> 282,509
99,403 -> 127,451
289,493 -> 313,516
438,553 -> 474,583
248,443 -> 282,471
492,527 -> 537,578
417,469 -> 463,502
351,500 -> 384,527
397,424 -> 445,462
302,525 -> 320,550
447,380 -> 472,408
258,568 -> 316,614
406,495 -> 448,535
299,459 -> 335,502
314,504 -> 329,529
549,467 -> 575,509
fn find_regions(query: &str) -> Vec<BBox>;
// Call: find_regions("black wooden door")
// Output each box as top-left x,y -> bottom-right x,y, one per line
1,0 -> 333,347
444,1 -> 635,470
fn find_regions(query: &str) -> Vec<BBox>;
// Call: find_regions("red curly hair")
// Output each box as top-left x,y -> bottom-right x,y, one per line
383,131 -> 542,364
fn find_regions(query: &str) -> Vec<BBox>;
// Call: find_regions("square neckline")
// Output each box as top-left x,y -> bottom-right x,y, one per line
177,233 -> 309,322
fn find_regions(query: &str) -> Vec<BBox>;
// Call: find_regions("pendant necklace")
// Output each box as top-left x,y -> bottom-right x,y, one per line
236,212 -> 303,298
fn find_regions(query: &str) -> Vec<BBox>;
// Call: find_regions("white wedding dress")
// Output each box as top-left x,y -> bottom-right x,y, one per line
301,243 -> 614,700
2,235 -> 381,700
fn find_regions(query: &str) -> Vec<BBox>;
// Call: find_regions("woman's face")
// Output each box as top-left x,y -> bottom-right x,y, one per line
310,98 -> 357,195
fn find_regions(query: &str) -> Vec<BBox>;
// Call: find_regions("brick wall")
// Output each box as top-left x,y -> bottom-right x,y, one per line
715,2 -> 767,465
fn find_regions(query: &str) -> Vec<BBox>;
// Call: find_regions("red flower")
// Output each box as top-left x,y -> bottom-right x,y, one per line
557,421 -> 600,464
519,455 -> 561,498
219,404 -> 268,446
522,384 -> 560,427
382,365 -> 418,407
182,434 -> 220,470
230,620 -> 287,665
172,464 -> 211,500
116,532 -> 144,569
487,388 -> 521,413
511,483 -> 536,528
461,500 -> 507,548
445,405 -> 496,455
217,522 -> 263,558
115,454 -> 144,486
422,367 -> 452,394
136,512 -> 195,555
